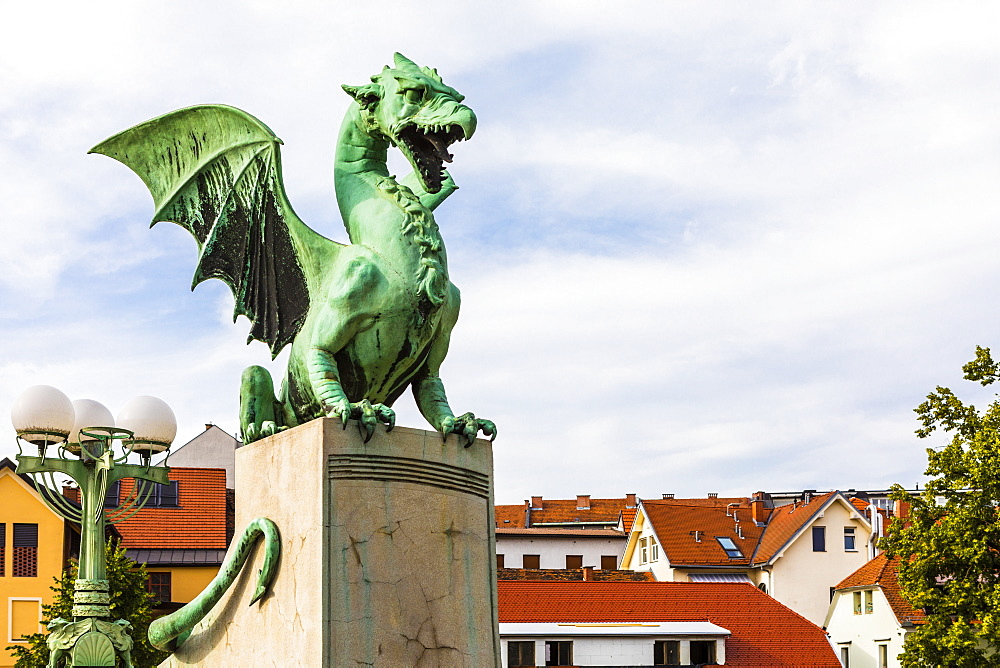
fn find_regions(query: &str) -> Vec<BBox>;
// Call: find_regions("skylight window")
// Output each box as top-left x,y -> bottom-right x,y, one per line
715,536 -> 743,559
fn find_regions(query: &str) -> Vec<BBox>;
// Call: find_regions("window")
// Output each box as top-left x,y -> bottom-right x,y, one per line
878,644 -> 888,668
844,527 -> 856,551
565,555 -> 582,569
812,526 -> 826,552
545,640 -> 572,666
853,591 -> 862,615
690,640 -> 716,665
9,599 -> 41,642
716,536 -> 743,559
13,523 -> 38,577
650,537 -> 659,561
496,554 -> 504,569
841,646 -> 850,667
522,554 -> 540,569
640,537 -> 648,564
103,480 -> 121,508
601,555 -> 617,570
865,590 -> 874,613
0,522 -> 5,577
508,641 -> 535,667
138,480 -> 180,508
147,572 -> 172,604
654,640 -> 680,666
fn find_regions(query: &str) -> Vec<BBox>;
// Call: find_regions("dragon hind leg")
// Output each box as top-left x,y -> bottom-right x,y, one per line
240,366 -> 286,443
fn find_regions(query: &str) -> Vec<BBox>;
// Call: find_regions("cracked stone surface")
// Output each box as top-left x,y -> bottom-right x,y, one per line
159,419 -> 499,667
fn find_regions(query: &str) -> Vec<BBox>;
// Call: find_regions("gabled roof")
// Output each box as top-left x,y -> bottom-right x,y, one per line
495,504 -> 528,528
525,497 -> 632,526
112,467 -> 227,550
752,492 -> 864,563
639,498 -> 764,566
619,508 -> 637,533
835,553 -> 925,626
498,581 -> 840,668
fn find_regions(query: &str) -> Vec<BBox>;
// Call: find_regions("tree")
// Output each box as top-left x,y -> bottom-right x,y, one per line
6,540 -> 169,668
881,346 -> 1000,667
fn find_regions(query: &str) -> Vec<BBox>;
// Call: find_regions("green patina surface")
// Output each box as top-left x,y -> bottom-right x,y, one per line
92,54 -> 496,447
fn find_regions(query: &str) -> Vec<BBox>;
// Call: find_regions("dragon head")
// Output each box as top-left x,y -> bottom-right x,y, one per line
344,53 -> 477,194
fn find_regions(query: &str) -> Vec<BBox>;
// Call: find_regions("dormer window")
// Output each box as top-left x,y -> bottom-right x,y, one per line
715,536 -> 743,559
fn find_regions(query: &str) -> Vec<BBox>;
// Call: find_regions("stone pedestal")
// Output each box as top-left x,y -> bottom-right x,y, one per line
160,418 -> 500,667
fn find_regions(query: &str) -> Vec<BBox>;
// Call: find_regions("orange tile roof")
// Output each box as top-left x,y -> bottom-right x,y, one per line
836,553 -> 925,626
751,492 -> 837,563
641,498 -> 764,566
498,581 -> 840,668
112,467 -> 228,549
619,508 -> 637,533
496,527 -> 625,538
495,503 -> 527,528
850,497 -> 870,512
498,568 -> 654,582
526,497 -> 633,525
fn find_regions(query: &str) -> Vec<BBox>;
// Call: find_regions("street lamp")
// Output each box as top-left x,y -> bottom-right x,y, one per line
11,385 -> 176,668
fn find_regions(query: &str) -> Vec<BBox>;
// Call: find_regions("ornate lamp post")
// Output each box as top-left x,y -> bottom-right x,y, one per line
11,385 -> 176,668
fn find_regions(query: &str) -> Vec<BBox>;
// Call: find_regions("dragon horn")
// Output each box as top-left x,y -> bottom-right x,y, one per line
393,53 -> 420,71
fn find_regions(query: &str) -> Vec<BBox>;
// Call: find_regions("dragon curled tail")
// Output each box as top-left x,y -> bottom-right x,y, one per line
149,517 -> 280,653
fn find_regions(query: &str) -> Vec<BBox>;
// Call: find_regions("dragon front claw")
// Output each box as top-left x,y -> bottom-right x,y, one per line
441,412 -> 497,448
327,399 -> 395,443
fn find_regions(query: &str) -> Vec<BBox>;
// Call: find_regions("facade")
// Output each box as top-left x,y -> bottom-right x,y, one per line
824,554 -> 925,668
0,459 -> 75,667
495,527 -> 626,570
621,491 -> 872,626
498,580 -> 840,667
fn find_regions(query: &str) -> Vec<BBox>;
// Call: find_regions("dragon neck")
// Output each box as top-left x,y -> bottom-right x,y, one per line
334,105 -> 450,309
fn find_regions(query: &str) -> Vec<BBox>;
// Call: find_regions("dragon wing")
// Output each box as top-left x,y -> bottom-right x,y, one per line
91,104 -> 336,357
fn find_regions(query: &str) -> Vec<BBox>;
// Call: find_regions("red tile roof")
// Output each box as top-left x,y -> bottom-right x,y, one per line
619,508 -> 637,533
112,467 -> 228,549
498,581 -> 840,668
752,492 -> 838,563
836,553 -> 925,626
495,503 -> 528,528
641,498 -> 764,566
525,497 -> 633,525
496,527 -> 625,538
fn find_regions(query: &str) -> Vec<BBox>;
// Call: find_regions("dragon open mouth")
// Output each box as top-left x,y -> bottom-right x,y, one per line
397,124 -> 464,193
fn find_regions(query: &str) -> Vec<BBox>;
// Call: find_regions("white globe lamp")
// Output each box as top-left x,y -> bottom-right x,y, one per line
11,385 -> 75,447
117,396 -> 177,456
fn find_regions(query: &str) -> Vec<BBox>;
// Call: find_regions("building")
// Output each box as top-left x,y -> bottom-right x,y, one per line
496,527 -> 627,570
0,458 -> 81,667
498,580 -> 840,667
824,553 -> 925,668
157,424 -> 239,489
105,466 -> 229,610
621,491 -> 872,626
495,494 -> 639,530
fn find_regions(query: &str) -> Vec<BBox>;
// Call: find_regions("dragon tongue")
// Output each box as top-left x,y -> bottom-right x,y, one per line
425,132 -> 454,163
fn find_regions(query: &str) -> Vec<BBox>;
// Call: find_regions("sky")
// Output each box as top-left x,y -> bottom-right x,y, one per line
2,2 -> 1000,505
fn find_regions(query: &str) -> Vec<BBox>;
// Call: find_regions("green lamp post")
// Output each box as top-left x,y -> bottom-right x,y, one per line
11,385 -> 177,668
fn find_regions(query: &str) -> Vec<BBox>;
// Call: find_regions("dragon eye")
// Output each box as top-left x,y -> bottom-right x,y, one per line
403,87 -> 424,104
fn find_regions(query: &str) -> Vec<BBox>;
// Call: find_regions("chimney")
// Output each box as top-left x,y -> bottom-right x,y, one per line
576,495 -> 591,510
530,496 -> 543,510
894,498 -> 911,519
582,566 -> 594,581
625,493 -> 637,508
708,492 -> 718,499
662,493 -> 674,499
62,486 -> 80,503
751,491 -> 770,525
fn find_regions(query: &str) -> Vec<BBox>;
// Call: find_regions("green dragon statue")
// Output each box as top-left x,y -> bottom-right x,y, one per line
92,53 -> 496,447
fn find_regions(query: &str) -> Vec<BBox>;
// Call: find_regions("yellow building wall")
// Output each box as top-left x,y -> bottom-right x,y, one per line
145,566 -> 218,604
0,469 -> 67,668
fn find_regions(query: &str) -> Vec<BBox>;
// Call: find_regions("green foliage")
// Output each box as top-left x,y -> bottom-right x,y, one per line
6,540 -> 169,668
881,346 -> 1000,666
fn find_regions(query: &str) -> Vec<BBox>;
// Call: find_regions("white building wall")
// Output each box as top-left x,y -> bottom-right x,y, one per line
500,637 -> 725,667
621,513 -> 675,580
497,535 -> 625,569
769,501 -> 871,625
825,588 -> 907,668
